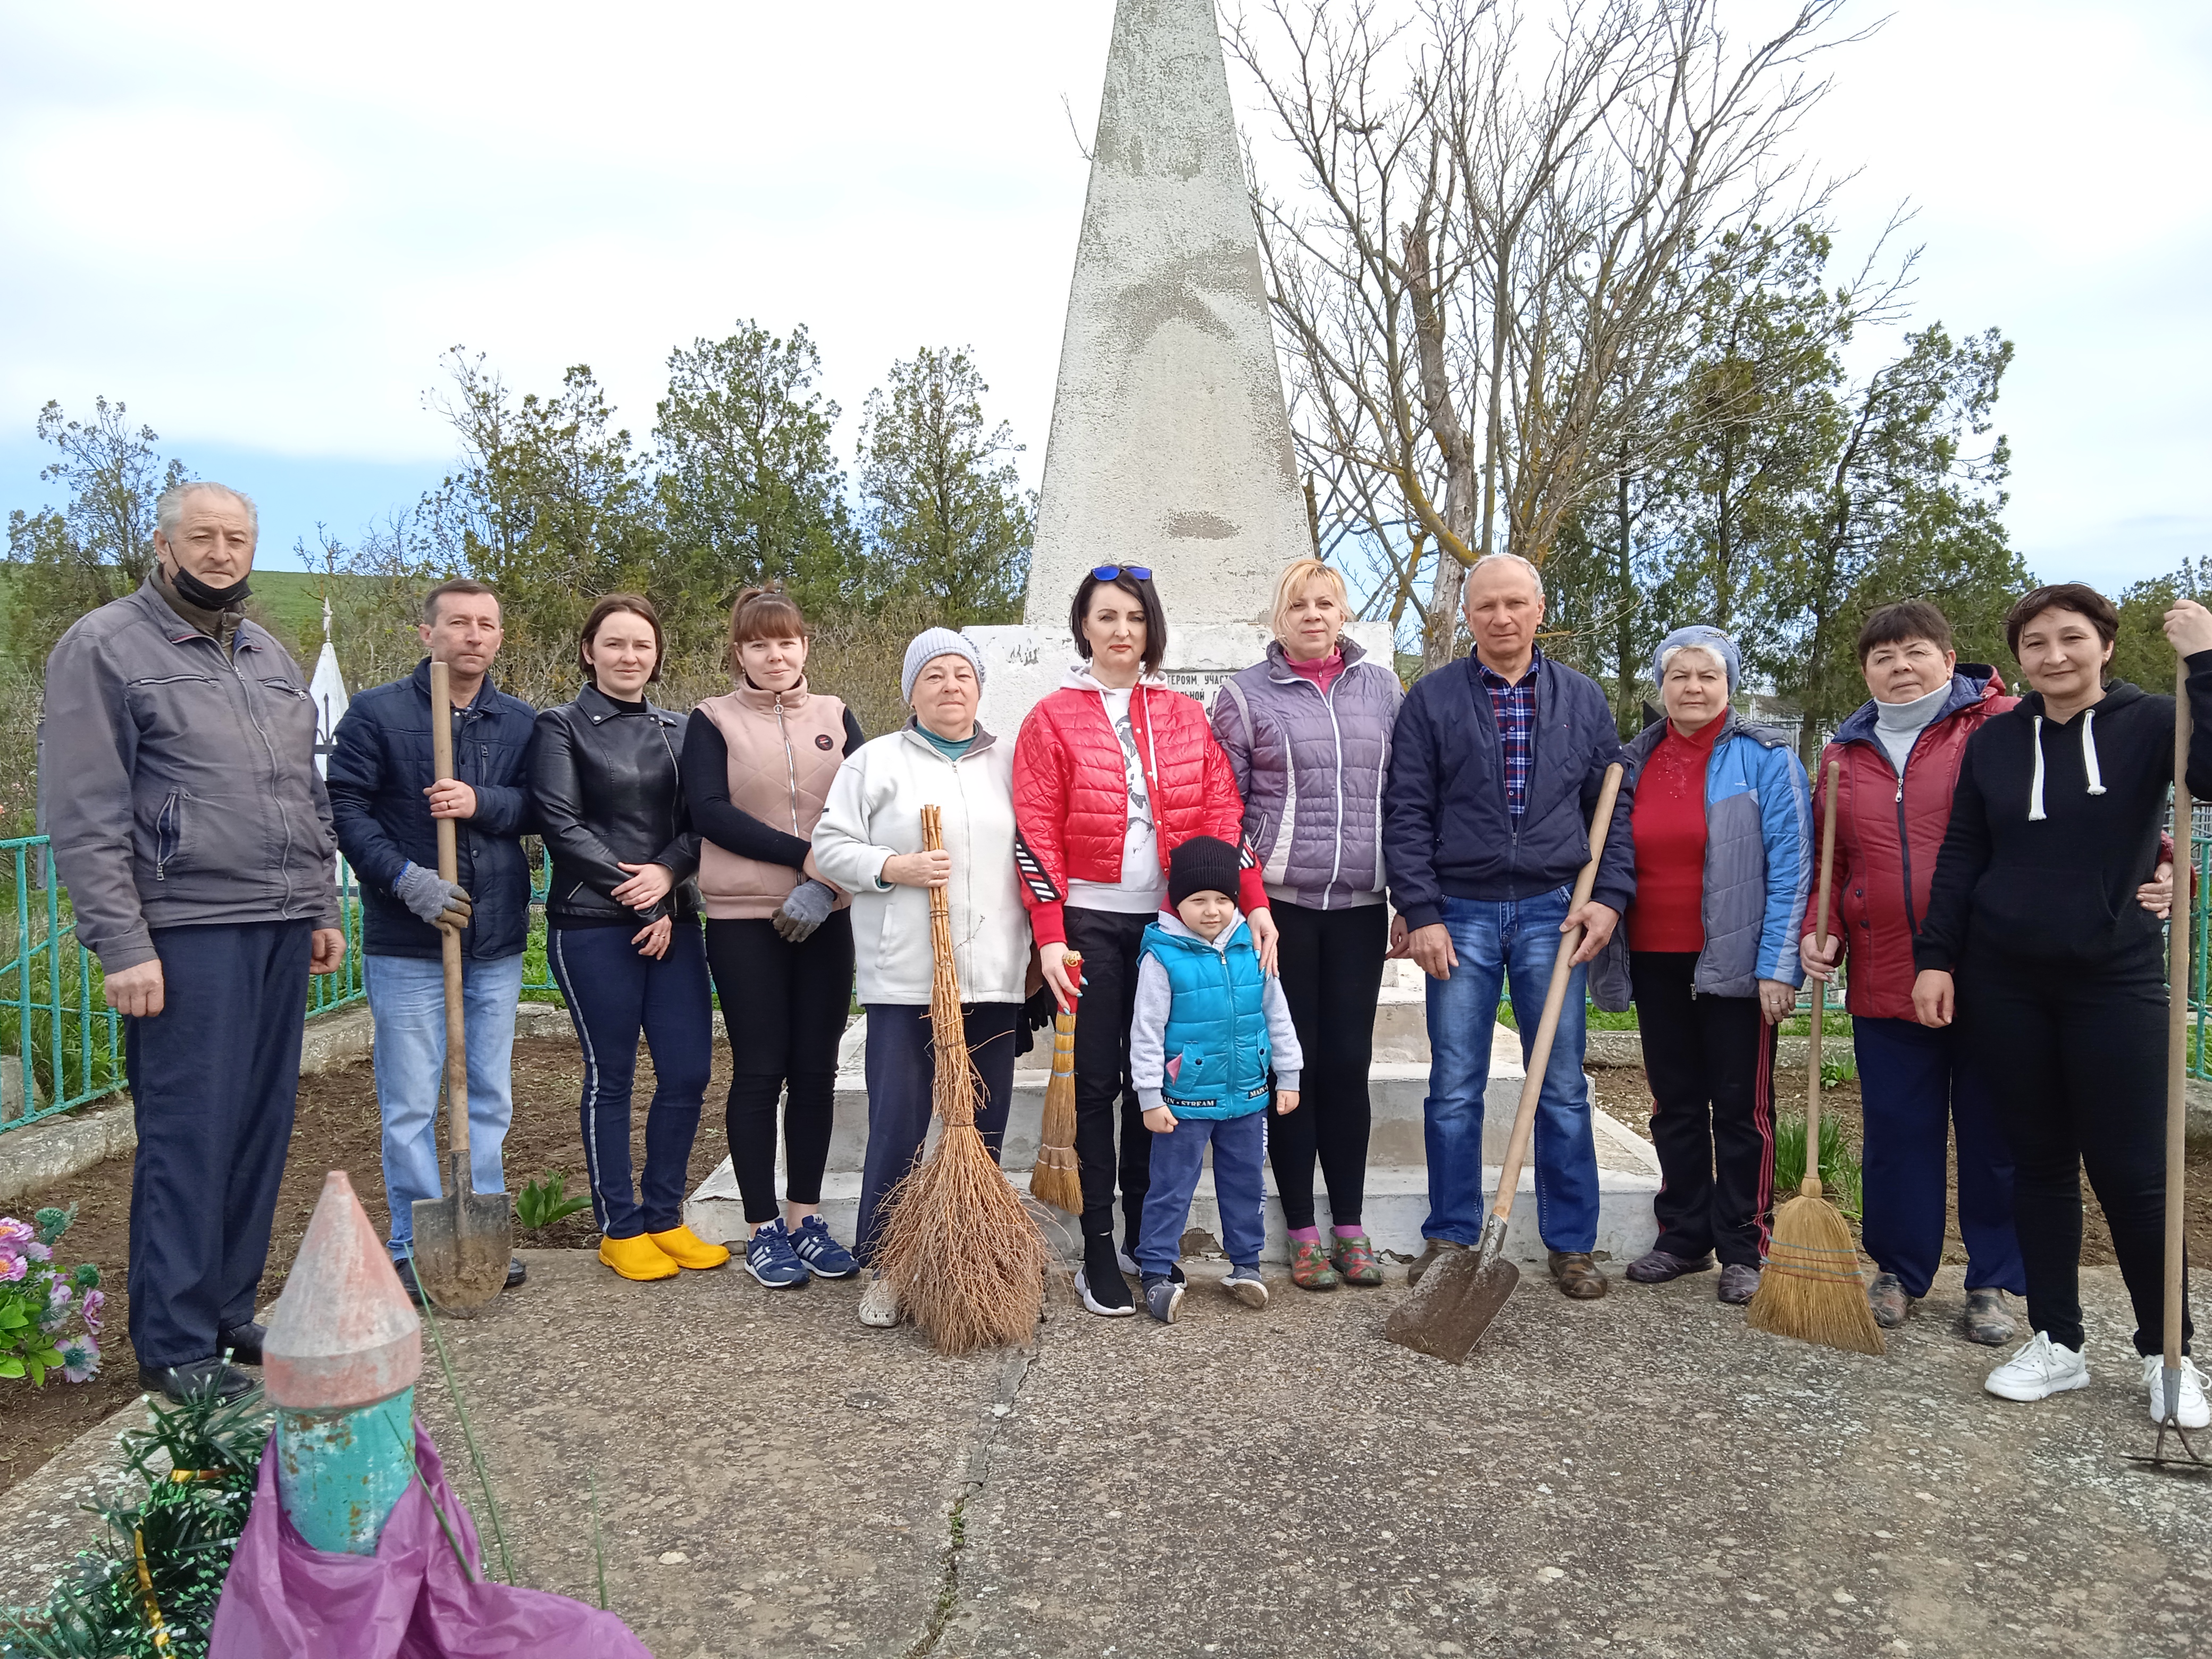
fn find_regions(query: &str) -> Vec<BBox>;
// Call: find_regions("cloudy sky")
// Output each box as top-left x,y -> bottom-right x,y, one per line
2,1 -> 2205,589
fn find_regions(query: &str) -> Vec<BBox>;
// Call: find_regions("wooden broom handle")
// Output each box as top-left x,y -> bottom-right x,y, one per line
1804,759 -> 1840,1199
1490,763 -> 1624,1216
921,805 -> 948,918
430,660 -> 471,1174
2166,661 -> 2191,1376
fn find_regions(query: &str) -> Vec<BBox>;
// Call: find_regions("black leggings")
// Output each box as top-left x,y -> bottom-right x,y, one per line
1630,952 -> 1776,1269
1065,907 -> 1153,1243
1962,951 -> 2191,1356
703,912 -> 854,1225
1268,902 -> 1387,1230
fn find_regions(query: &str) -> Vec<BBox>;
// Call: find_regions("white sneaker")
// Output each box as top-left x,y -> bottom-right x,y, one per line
1984,1330 -> 2090,1402
858,1271 -> 900,1329
1223,1267 -> 1269,1309
2140,1354 -> 2211,1429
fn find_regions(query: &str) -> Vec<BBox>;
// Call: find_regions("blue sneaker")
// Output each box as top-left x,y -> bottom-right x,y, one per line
790,1214 -> 859,1279
1143,1274 -> 1184,1325
744,1218 -> 810,1289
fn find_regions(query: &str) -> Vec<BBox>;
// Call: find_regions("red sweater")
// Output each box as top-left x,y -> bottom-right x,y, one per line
1628,717 -> 1722,952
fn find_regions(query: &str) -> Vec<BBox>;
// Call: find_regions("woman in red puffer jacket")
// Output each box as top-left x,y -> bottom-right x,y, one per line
1012,567 -> 1272,1317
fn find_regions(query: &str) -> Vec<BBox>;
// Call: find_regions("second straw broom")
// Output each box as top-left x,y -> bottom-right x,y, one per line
1030,958 -> 1083,1212
1747,759 -> 1886,1355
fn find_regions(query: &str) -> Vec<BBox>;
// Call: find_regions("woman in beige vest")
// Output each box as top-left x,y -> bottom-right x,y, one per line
682,587 -> 864,1289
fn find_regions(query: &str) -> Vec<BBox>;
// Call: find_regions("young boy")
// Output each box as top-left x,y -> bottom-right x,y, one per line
1128,836 -> 1303,1323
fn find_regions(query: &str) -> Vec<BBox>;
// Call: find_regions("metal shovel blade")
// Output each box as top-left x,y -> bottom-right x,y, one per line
410,1150 -> 512,1316
1385,1239 -> 1520,1365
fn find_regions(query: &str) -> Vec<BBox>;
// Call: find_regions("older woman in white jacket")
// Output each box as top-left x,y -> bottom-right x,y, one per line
812,629 -> 1033,1328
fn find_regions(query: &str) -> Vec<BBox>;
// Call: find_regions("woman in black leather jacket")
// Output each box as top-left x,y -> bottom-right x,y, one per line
529,593 -> 728,1284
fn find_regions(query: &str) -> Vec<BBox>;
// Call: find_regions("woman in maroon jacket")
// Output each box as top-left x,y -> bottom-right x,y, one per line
1011,566 -> 1271,1317
1801,601 -> 2171,1343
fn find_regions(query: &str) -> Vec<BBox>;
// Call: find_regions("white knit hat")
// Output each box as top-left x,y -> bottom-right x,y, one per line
901,627 -> 987,703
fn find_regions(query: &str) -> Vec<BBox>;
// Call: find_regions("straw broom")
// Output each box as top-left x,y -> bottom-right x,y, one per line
1748,760 -> 1887,1355
873,804 -> 1051,1354
1029,958 -> 1083,1212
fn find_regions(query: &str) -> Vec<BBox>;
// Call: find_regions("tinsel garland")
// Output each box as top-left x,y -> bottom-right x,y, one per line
1,1379 -> 267,1658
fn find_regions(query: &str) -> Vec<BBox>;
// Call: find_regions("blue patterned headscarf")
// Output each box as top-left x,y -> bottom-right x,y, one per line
1651,625 -> 1741,694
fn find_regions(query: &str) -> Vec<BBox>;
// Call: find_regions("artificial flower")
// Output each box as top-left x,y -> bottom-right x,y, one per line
58,1335 -> 99,1384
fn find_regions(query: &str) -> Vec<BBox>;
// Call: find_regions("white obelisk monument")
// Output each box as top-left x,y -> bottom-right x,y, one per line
967,0 -> 1390,732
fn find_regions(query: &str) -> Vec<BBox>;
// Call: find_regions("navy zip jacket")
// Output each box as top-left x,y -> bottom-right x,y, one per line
1384,651 -> 1636,928
327,659 -> 538,961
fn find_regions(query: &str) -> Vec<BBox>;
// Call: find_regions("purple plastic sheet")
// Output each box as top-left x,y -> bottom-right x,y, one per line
210,1425 -> 652,1658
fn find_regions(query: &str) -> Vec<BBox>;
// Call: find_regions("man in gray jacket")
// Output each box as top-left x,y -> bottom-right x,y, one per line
43,481 -> 347,1402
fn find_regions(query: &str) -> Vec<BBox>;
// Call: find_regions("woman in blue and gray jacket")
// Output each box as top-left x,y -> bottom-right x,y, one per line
1593,626 -> 1812,1307
1213,558 -> 1402,1292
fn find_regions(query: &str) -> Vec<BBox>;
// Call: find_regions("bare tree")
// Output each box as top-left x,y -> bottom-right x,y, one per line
1235,0 -> 1857,672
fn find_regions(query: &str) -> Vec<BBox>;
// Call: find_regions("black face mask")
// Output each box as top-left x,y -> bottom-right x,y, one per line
170,564 -> 252,610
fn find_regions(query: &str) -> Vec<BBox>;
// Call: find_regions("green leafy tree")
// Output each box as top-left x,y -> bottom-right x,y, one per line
1758,323 -> 2027,759
652,321 -> 856,624
1663,224 -> 1850,634
856,346 -> 1034,624
2112,557 -> 2211,692
5,398 -> 187,658
416,350 -> 659,658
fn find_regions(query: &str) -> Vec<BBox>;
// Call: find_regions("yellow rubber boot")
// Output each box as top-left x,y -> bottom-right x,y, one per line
647,1225 -> 731,1271
598,1233 -> 679,1281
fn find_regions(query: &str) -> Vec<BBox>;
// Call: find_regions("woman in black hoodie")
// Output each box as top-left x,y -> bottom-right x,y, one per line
1913,583 -> 2212,1426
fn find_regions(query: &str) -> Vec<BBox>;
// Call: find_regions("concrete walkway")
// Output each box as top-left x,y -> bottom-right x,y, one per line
6,1253 -> 2203,1655
412,1254 -> 2207,1656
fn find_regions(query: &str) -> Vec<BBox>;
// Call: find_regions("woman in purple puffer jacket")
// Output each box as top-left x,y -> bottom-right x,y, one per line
1212,558 -> 1403,1291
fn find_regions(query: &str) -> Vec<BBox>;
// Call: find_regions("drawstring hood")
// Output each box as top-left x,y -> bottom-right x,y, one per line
2027,707 -> 2109,822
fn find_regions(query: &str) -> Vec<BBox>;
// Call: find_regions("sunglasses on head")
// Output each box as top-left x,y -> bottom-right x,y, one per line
1091,565 -> 1152,582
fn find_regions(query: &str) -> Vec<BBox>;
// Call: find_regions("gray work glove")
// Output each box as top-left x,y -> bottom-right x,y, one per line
395,862 -> 472,932
772,878 -> 836,943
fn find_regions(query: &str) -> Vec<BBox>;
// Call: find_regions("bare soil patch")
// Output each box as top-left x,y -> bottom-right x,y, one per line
0,1034 -> 733,1495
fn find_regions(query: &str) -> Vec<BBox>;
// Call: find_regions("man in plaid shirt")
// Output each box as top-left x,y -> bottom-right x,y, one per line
1382,554 -> 1637,1301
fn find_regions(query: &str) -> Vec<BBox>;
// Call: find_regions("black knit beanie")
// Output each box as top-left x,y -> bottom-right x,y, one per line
1167,836 -> 1242,910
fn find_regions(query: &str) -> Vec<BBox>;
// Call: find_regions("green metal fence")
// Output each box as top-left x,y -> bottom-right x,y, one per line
0,836 -> 569,1135
5,825 -> 2206,1135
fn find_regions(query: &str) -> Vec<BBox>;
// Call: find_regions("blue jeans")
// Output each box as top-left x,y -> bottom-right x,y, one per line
1423,887 -> 1599,1253
547,923 -> 714,1238
365,951 -> 525,1259
1137,1109 -> 1269,1277
1854,1015 -> 2024,1298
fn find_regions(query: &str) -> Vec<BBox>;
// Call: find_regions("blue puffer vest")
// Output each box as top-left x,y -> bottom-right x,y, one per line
1142,918 -> 1273,1119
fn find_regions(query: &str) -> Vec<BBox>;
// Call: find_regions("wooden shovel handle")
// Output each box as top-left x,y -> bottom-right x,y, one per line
1491,763 -> 1624,1219
430,661 -> 471,1176
2167,660 -> 2191,1373
1804,759 -> 1840,1197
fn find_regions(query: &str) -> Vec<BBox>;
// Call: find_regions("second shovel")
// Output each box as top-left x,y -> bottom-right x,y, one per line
1385,763 -> 1626,1364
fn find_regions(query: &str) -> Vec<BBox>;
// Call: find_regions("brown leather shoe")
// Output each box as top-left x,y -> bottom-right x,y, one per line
1406,1238 -> 1470,1287
1548,1251 -> 1608,1300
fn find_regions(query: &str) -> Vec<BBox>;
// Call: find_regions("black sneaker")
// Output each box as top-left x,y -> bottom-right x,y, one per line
392,1255 -> 428,1305
139,1359 -> 257,1405
1076,1237 -> 1135,1317
506,1257 -> 527,1290
220,1322 -> 266,1366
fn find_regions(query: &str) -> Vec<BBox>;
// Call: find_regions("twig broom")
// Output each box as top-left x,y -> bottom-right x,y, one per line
1029,958 -> 1083,1212
874,805 -> 1051,1354
1747,759 -> 1886,1355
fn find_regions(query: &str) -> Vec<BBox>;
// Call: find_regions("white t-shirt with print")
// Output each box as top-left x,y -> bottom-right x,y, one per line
1067,685 -> 1166,914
